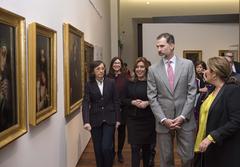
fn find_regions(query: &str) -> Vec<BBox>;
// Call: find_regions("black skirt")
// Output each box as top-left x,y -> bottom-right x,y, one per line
127,110 -> 156,144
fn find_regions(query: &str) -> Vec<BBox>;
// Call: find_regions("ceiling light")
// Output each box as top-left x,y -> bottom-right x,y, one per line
146,1 -> 150,5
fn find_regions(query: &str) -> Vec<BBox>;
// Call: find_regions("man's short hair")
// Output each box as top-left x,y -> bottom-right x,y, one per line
156,33 -> 175,44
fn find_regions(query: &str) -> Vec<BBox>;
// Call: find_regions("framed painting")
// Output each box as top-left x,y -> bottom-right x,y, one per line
94,45 -> 103,60
84,41 -> 94,83
219,50 -> 239,62
63,23 -> 84,116
183,50 -> 202,65
28,23 -> 57,126
0,7 -> 27,149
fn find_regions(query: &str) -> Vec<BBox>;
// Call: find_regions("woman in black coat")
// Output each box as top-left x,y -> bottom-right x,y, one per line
124,57 -> 156,167
82,60 -> 120,167
194,57 -> 240,167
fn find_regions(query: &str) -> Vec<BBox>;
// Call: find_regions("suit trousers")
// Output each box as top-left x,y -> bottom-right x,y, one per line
157,129 -> 195,167
91,123 -> 115,167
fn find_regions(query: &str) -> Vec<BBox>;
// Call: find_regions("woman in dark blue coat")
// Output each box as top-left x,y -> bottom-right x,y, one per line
82,60 -> 120,167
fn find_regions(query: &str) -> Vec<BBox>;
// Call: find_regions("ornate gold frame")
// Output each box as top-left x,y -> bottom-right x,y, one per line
219,50 -> 239,62
0,7 -> 27,148
183,50 -> 202,64
63,23 -> 84,116
28,22 -> 57,126
84,41 -> 94,83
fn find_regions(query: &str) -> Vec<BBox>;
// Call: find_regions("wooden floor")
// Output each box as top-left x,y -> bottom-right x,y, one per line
76,136 -> 181,167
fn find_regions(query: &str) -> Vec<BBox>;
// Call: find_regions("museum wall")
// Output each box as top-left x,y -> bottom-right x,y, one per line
0,0 -> 111,167
119,0 -> 239,69
143,23 -> 239,64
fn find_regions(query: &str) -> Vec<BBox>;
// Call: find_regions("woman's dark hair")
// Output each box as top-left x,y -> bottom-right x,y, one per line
133,57 -> 150,81
195,60 -> 207,78
108,57 -> 124,77
195,60 -> 207,70
88,60 -> 106,81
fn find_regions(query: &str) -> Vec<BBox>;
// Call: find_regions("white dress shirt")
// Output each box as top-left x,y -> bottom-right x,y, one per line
96,79 -> 104,95
163,55 -> 176,76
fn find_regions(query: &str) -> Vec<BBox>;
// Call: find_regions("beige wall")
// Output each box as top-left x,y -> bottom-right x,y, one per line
143,23 -> 239,64
0,1 -> 111,167
119,0 -> 239,68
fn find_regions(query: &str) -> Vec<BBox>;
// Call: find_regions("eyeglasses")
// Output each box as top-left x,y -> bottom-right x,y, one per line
225,54 -> 234,58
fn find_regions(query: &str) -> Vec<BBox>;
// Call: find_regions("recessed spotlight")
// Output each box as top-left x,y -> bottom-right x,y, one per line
146,1 -> 150,5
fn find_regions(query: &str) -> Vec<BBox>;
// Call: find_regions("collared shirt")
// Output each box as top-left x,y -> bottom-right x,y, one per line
232,64 -> 237,73
163,55 -> 176,76
96,79 -> 104,95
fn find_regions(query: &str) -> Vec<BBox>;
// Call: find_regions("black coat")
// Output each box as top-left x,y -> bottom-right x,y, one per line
82,77 -> 120,127
203,84 -> 240,167
233,61 -> 240,74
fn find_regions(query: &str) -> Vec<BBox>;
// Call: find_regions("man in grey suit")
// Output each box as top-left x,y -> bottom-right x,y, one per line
147,33 -> 197,167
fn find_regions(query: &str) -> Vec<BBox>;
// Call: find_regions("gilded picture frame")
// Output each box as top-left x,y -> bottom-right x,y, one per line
0,7 -> 27,149
28,23 -> 57,126
183,50 -> 202,65
84,41 -> 94,83
219,50 -> 239,62
63,23 -> 84,116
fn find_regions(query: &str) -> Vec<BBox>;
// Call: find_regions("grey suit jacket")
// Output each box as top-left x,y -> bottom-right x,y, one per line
147,56 -> 197,133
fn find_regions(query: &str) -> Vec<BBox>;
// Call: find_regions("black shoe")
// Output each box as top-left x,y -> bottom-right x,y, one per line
117,152 -> 124,163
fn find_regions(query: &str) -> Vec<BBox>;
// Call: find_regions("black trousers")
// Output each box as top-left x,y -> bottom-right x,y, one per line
91,123 -> 115,167
131,144 -> 151,167
194,152 -> 206,167
113,124 -> 126,153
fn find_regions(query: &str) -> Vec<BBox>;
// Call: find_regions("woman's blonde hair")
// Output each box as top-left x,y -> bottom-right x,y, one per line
207,57 -> 231,82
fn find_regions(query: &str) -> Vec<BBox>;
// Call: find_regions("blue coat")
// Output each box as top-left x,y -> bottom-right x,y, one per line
82,77 -> 120,127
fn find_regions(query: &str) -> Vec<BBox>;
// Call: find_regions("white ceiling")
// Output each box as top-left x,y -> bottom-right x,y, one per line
120,0 -> 239,17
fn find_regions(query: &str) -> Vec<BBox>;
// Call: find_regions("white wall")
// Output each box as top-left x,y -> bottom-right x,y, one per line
0,1 -> 111,167
143,23 -> 239,64
119,0 -> 239,69
110,0 -> 119,58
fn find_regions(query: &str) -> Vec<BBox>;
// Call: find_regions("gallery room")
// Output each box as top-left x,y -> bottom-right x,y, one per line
0,0 -> 238,167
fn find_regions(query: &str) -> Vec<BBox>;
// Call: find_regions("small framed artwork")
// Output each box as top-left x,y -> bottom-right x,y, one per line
0,7 -> 27,148
219,50 -> 229,57
94,45 -> 103,60
28,23 -> 57,126
84,41 -> 94,83
183,50 -> 202,65
219,50 -> 239,61
63,23 -> 84,116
